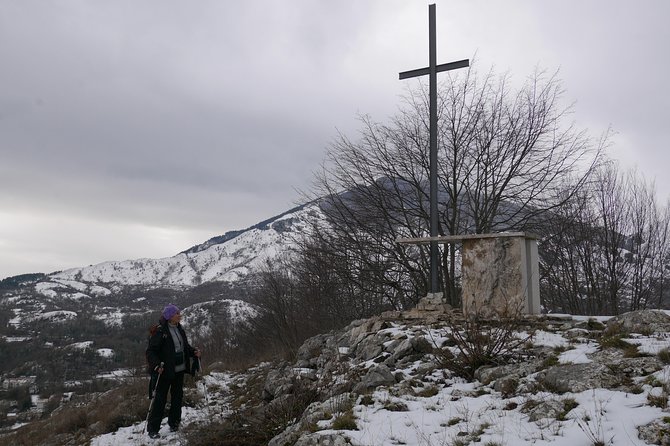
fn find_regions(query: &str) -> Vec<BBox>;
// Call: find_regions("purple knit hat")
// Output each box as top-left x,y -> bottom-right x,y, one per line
162,304 -> 180,321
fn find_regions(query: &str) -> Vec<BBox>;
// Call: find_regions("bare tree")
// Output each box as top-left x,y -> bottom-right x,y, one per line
308,65 -> 600,307
539,161 -> 670,315
246,259 -> 303,357
623,169 -> 670,311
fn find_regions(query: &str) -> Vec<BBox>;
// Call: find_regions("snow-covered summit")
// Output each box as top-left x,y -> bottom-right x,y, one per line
49,203 -> 321,288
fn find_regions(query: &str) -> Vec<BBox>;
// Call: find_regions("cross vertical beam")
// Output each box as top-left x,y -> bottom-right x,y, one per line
399,4 -> 468,294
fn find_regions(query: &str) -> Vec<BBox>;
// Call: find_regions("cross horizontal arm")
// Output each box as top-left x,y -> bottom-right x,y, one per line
398,58 -> 469,80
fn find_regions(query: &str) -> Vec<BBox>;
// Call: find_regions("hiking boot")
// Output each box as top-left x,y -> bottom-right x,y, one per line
169,424 -> 179,432
148,431 -> 160,439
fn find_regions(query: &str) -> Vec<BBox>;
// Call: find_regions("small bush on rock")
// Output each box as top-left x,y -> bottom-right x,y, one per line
383,400 -> 409,412
332,410 -> 357,430
598,334 -> 633,350
648,392 -> 669,409
436,315 -> 532,380
415,385 -> 439,398
359,394 -> 374,406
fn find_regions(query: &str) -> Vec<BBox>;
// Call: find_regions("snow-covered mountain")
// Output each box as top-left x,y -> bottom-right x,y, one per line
48,202 -> 322,289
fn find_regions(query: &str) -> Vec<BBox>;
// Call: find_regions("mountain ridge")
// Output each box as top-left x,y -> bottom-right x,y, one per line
40,202 -> 320,289
180,202 -> 312,255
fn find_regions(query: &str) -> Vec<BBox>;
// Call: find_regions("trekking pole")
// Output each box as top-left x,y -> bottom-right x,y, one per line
195,356 -> 211,417
143,361 -> 164,434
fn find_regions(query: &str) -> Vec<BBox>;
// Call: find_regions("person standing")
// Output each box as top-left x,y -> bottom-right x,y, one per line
146,304 -> 201,438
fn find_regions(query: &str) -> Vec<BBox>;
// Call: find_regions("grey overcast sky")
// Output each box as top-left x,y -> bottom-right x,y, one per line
1,0 -> 668,279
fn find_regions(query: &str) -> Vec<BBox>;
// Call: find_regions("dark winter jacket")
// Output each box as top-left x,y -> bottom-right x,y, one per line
146,320 -> 197,379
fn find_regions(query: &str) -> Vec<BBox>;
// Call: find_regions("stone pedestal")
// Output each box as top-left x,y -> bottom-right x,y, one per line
397,232 -> 540,319
461,235 -> 540,319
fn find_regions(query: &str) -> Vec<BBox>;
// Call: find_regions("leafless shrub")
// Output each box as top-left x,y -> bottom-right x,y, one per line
437,315 -> 533,379
307,64 -> 601,308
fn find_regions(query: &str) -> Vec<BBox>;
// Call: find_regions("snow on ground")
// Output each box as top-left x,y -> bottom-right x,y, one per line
93,308 -> 130,327
52,278 -> 89,292
86,314 -> 670,446
65,292 -> 90,300
339,386 -> 661,445
33,310 -> 77,322
627,332 -> 670,355
34,281 -> 61,295
87,365 -> 668,446
36,288 -> 57,298
3,336 -> 31,342
8,309 -> 22,327
90,285 -> 112,296
91,372 -> 234,446
90,407 -> 198,446
96,348 -> 114,358
95,369 -> 133,380
67,341 -> 94,350
558,341 -> 599,364
3,295 -> 23,303
182,299 -> 258,339
531,330 -> 570,348
227,298 -> 258,323
570,315 -> 614,323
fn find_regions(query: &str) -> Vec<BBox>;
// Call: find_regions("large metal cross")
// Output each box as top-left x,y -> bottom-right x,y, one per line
399,4 -> 468,294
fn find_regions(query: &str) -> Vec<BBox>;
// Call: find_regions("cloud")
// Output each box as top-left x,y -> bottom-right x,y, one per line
1,0 -> 669,278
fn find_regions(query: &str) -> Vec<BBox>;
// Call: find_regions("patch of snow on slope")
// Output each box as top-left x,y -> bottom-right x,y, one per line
66,292 -> 90,300
627,332 -> 670,355
53,278 -> 88,292
227,299 -> 258,323
182,299 -> 257,339
93,308 -> 138,327
95,369 -> 133,380
559,341 -> 599,364
67,341 -> 93,350
97,348 -> 114,358
90,285 -> 112,296
34,282 -> 59,298
3,336 -> 31,342
33,311 -> 77,322
532,330 -> 570,348
35,281 -> 60,291
8,309 -> 23,327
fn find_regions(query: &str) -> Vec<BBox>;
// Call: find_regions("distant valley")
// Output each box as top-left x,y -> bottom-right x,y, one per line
0,202 -> 320,430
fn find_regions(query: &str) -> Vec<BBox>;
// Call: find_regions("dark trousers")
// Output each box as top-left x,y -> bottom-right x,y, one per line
147,371 -> 184,433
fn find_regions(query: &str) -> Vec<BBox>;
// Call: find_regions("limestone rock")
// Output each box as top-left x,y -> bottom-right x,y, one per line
637,419 -> 670,446
263,365 -> 293,401
542,363 -> 622,393
297,334 -> 331,365
607,309 -> 670,334
475,358 -> 545,385
353,364 -> 396,393
525,399 -> 565,422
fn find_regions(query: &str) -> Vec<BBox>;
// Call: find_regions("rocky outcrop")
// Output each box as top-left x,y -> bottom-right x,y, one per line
542,362 -> 623,393
256,309 -> 670,445
608,310 -> 670,334
638,419 -> 670,446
